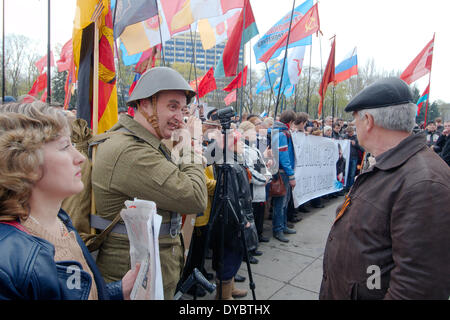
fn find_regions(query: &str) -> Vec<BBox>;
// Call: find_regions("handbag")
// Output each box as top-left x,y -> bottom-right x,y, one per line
243,221 -> 259,252
269,173 -> 286,197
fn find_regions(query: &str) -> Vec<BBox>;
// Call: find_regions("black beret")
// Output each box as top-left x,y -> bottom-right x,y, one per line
345,77 -> 414,112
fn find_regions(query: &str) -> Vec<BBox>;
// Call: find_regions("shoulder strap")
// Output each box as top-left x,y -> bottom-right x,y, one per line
85,214 -> 123,252
87,128 -> 132,160
84,129 -> 131,251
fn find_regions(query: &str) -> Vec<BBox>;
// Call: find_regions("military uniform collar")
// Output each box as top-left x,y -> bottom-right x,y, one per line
374,131 -> 427,171
116,114 -> 162,150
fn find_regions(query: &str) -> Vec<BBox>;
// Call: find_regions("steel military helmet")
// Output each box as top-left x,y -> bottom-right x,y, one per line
127,67 -> 196,107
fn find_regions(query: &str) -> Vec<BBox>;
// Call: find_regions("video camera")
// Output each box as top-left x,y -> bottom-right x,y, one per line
210,106 -> 234,129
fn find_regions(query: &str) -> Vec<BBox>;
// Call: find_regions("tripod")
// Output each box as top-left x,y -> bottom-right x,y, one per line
206,116 -> 257,300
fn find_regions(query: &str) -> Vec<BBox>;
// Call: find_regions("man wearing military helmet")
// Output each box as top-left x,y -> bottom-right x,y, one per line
320,77 -> 450,300
91,67 -> 207,299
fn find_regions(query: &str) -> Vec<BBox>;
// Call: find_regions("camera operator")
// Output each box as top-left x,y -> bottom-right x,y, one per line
205,108 -> 253,300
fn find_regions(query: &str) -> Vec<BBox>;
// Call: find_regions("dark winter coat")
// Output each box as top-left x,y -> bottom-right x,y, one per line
320,132 -> 450,300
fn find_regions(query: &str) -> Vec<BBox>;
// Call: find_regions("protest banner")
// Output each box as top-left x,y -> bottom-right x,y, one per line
291,132 -> 350,207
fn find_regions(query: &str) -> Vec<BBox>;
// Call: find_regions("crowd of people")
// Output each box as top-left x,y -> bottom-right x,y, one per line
0,68 -> 449,300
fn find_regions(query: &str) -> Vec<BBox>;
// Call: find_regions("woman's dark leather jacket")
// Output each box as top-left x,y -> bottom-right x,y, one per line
0,209 -> 123,300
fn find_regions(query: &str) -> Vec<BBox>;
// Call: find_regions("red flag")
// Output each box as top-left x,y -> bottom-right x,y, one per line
40,89 -> 47,102
56,39 -> 73,72
27,72 -> 48,97
198,67 -> 217,98
318,38 -> 335,117
215,0 -> 258,77
400,35 -> 434,84
224,90 -> 237,105
259,3 -> 320,63
35,52 -> 55,74
223,65 -> 247,92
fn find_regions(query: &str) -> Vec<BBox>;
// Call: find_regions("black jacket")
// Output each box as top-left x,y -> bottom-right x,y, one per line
345,134 -> 364,160
332,131 -> 342,140
433,134 -> 447,153
439,135 -> 450,166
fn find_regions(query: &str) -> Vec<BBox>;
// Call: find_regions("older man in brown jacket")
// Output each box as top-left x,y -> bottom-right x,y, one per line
92,67 -> 207,299
320,78 -> 450,300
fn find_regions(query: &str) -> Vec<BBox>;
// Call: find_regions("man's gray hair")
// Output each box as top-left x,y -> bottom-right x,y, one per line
359,103 -> 417,132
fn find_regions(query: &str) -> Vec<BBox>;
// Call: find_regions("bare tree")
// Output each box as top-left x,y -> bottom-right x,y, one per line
5,34 -> 29,97
2,34 -> 41,98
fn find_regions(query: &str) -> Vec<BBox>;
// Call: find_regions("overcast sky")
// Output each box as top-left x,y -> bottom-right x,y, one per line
2,0 -> 449,103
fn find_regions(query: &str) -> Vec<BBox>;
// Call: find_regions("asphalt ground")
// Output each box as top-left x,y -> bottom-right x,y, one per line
182,196 -> 343,300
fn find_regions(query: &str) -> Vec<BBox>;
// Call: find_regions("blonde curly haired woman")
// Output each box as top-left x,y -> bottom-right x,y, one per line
0,102 -> 139,300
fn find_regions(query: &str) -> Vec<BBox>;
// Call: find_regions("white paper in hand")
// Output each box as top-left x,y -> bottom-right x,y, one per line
120,199 -> 163,300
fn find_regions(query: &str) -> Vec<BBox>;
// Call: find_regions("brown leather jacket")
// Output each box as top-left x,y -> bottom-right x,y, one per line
320,132 -> 450,300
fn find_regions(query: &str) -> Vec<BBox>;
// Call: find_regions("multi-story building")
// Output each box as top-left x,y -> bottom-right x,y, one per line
163,33 -> 247,110
163,33 -> 244,74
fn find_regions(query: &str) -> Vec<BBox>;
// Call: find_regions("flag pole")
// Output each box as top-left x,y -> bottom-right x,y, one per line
331,84 -> 335,129
264,63 -> 276,113
112,1 -> 127,110
265,63 -> 278,109
306,44 -> 312,115
2,0 -> 5,102
294,84 -> 297,112
154,0 -> 165,66
46,0 -> 51,103
238,2 -> 247,121
319,32 -> 324,134
92,17 -> 100,136
89,6 -> 101,221
189,25 -> 200,105
188,56 -> 193,81
424,33 -> 435,126
331,37 -> 337,128
274,0 -> 296,120
249,39 -> 253,113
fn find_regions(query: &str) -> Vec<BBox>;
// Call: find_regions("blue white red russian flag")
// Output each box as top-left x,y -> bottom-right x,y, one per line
334,47 -> 358,84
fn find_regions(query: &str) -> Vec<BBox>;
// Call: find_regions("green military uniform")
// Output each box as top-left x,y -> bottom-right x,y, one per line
92,114 -> 207,299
